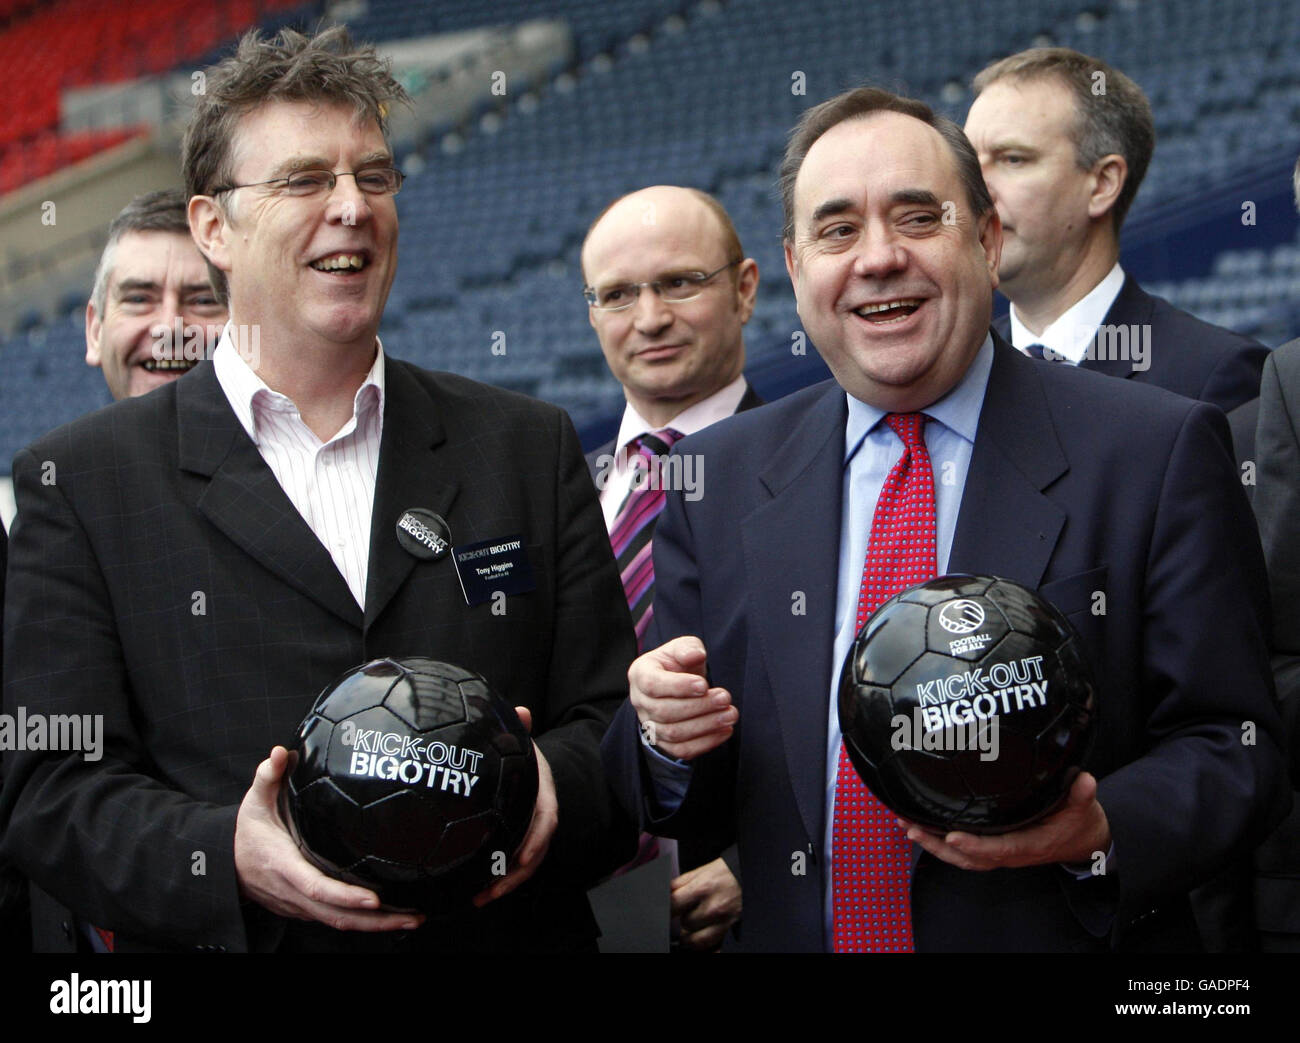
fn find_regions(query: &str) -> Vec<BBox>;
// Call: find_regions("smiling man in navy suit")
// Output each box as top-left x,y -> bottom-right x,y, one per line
964,48 -> 1267,416
602,85 -> 1289,952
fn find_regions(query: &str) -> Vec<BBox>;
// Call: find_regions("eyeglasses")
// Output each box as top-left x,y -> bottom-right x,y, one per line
584,260 -> 740,311
210,168 -> 404,197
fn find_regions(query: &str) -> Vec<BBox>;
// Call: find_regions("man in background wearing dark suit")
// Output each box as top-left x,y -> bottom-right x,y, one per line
966,47 -> 1270,949
965,48 -> 1267,416
582,186 -> 760,950
1,26 -> 635,953
602,85 -> 1289,952
84,189 -> 228,401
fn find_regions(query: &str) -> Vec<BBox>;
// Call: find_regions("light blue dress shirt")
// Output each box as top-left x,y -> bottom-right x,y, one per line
819,335 -> 992,931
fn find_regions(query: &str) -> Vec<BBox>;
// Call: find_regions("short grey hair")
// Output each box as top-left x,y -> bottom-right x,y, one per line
972,47 -> 1155,230
90,188 -> 192,314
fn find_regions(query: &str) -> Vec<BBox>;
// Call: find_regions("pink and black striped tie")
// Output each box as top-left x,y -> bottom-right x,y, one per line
609,428 -> 683,650
832,412 -> 936,953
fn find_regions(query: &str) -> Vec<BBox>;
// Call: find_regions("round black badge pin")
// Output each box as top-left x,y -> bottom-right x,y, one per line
396,508 -> 451,561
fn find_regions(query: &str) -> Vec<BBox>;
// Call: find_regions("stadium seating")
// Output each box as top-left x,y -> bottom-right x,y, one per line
0,0 -> 306,192
3,0 -> 1299,467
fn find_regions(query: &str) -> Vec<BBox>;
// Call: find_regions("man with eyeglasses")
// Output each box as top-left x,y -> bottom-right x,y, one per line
0,26 -> 637,953
581,186 -> 761,951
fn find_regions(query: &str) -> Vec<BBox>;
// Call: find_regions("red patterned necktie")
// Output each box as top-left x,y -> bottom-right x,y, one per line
609,428 -> 683,651
832,412 -> 937,953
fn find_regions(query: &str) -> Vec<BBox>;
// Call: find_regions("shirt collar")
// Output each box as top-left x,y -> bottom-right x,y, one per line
843,333 -> 994,464
613,373 -> 749,452
212,322 -> 386,445
1008,262 -> 1125,364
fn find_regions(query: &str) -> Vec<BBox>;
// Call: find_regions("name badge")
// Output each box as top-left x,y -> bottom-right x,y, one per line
451,535 -> 535,606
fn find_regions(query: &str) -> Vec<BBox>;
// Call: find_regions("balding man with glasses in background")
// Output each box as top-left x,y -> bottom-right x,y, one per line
0,26 -> 637,953
581,186 -> 763,951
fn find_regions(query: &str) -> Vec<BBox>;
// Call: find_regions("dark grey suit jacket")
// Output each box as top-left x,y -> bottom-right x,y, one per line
0,357 -> 637,952
1252,339 -> 1300,949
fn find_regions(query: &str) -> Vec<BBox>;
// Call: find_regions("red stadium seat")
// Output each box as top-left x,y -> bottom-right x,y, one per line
0,0 -> 301,195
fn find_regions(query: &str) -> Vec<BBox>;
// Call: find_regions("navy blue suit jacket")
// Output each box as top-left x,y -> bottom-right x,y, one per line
603,332 -> 1290,952
584,380 -> 762,876
994,274 -> 1268,414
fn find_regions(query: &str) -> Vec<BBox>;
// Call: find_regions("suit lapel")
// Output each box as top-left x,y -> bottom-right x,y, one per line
742,383 -> 846,847
1084,274 -> 1151,381
363,359 -> 458,628
948,336 -> 1068,591
177,361 -> 362,628
907,336 -> 1068,874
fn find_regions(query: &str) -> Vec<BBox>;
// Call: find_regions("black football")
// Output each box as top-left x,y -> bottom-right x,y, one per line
838,575 -> 1097,834
282,658 -> 537,911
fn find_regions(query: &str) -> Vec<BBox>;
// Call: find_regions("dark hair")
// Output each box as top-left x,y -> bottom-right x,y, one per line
972,47 -> 1155,230
91,188 -> 192,313
181,25 -> 409,304
780,86 -> 994,242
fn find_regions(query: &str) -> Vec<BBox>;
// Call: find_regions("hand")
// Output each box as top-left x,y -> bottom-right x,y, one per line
630,636 -> 737,761
898,771 -> 1111,871
473,706 -> 558,906
234,746 -> 424,932
671,857 -> 742,952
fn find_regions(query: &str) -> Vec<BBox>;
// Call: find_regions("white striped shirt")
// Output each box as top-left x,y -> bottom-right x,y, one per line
212,329 -> 385,610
